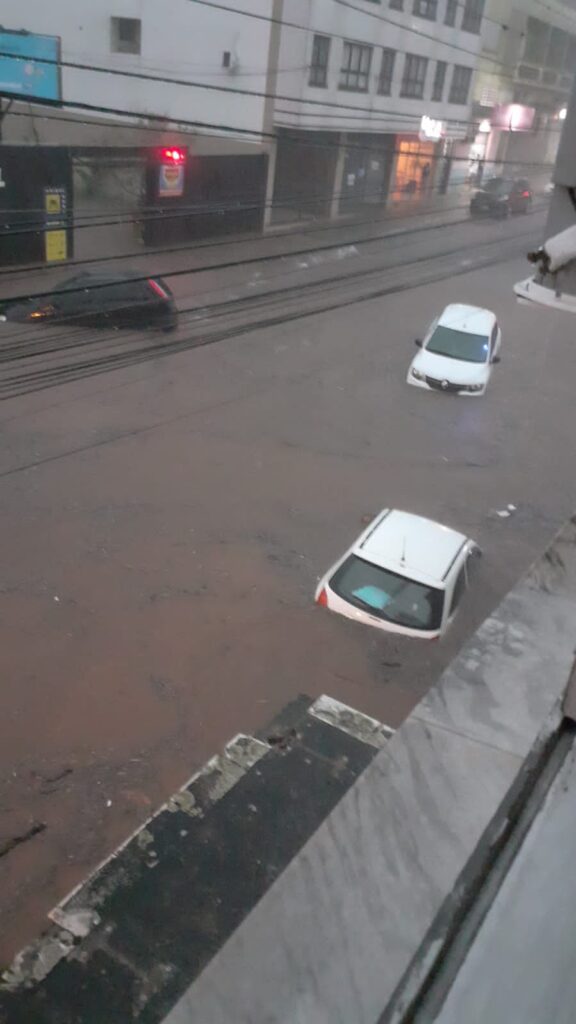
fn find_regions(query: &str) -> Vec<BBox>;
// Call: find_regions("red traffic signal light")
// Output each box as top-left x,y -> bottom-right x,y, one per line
161,147 -> 186,164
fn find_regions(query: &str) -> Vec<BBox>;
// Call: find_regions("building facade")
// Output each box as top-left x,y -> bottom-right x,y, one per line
0,0 -> 276,256
268,0 -> 485,221
469,0 -> 576,188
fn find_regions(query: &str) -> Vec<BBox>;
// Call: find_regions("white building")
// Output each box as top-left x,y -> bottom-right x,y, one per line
0,0 -> 277,249
0,0 -> 485,234
0,0 -> 274,150
470,0 -> 576,187
268,0 -> 484,220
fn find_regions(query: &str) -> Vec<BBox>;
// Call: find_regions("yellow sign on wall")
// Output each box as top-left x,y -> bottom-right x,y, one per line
45,193 -> 62,214
45,230 -> 67,262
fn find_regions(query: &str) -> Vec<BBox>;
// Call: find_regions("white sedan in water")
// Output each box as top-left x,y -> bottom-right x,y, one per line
407,303 -> 501,396
315,509 -> 480,640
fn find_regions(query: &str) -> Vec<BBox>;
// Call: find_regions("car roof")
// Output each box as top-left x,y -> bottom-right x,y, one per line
59,270 -> 150,288
354,509 -> 468,587
437,303 -> 495,335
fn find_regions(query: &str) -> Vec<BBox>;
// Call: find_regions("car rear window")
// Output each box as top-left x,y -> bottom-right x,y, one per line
330,555 -> 444,631
484,179 -> 512,195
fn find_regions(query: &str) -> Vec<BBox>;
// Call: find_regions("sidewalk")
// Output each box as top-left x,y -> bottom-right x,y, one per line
0,180 -> 548,303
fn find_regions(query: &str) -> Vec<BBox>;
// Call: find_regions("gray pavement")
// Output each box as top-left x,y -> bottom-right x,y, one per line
433,738 -> 576,1024
1,205 -> 574,964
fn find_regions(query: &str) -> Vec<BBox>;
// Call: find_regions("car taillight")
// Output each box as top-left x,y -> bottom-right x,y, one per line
522,190 -> 530,198
148,278 -> 169,300
316,588 -> 328,607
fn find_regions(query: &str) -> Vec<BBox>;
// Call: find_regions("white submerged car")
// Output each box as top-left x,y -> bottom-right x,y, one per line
407,303 -> 501,396
315,509 -> 480,640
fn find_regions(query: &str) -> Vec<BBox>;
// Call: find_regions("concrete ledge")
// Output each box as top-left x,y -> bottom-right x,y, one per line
164,517 -> 576,1024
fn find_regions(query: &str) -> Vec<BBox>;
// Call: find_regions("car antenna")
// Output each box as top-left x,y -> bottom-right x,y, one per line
401,535 -> 407,566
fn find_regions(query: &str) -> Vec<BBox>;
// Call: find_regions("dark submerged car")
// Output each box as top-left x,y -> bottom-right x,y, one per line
470,177 -> 532,219
0,270 -> 178,331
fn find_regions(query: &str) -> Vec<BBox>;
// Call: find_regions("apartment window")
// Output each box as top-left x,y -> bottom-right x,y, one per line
389,0 -> 403,7
524,17 -> 549,64
413,0 -> 437,19
449,64 -> 472,103
444,0 -> 457,27
461,0 -> 484,33
339,41 -> 373,92
546,27 -> 568,68
378,48 -> 396,95
110,16 -> 141,54
400,53 -> 428,98
459,0 -> 481,33
564,37 -> 576,71
432,60 -> 447,101
309,34 -> 331,87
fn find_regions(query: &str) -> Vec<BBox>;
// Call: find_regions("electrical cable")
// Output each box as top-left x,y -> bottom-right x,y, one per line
3,100 -> 561,166
0,190 -> 547,308
0,188 -> 483,280
0,219 -> 538,368
189,0 -> 513,56
0,204 -> 546,353
0,47 -> 482,120
0,221 -> 541,398
0,199 -> 481,346
0,151 -> 555,246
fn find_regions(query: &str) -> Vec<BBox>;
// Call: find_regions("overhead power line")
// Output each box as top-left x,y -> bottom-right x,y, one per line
189,0 -> 518,80
2,206 -> 484,347
2,99 -> 558,169
0,188 -> 481,280
0,194 -> 547,311
0,148 -> 554,246
0,223 -> 542,399
0,47 -> 478,120
190,0 -> 509,47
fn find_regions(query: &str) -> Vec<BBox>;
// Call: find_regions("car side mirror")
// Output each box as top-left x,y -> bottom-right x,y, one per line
492,355 -> 501,364
414,338 -> 422,347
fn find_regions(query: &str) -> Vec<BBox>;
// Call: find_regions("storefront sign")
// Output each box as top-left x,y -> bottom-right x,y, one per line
420,115 -> 444,141
158,163 -> 185,198
0,30 -> 61,102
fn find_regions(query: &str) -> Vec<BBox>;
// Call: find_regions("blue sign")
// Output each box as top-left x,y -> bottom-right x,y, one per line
0,31 -> 61,103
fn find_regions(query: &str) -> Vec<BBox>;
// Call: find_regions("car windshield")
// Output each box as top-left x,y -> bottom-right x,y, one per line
330,555 -> 444,632
426,325 -> 489,363
483,178 -> 511,195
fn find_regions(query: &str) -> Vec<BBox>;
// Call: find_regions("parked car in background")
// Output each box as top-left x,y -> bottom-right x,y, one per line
315,509 -> 480,640
0,270 -> 178,332
408,303 -> 501,397
470,177 -> 532,218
